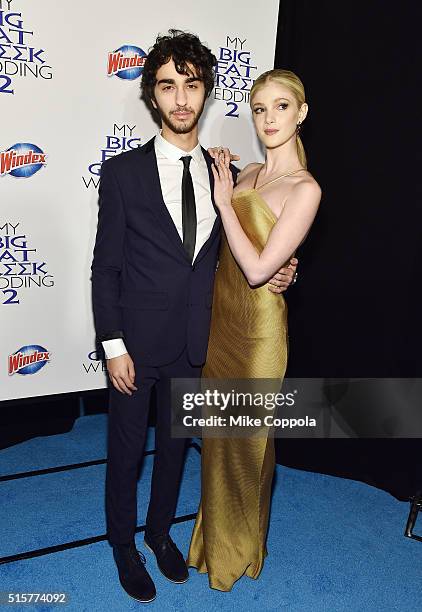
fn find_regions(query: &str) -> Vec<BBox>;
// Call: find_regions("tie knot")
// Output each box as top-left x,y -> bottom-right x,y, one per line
180,155 -> 192,169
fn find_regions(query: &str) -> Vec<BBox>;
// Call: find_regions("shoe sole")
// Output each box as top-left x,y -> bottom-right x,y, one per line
144,541 -> 189,584
118,577 -> 156,604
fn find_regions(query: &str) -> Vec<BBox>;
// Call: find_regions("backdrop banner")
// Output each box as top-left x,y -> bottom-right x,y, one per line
0,0 -> 280,400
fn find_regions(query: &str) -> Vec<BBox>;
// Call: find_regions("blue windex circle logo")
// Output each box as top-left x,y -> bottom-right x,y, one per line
107,45 -> 147,80
8,344 -> 51,375
1,143 -> 47,178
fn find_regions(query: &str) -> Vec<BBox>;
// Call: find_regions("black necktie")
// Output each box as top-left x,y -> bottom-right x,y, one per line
180,155 -> 197,261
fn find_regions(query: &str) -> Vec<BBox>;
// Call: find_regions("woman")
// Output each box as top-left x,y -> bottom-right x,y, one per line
187,69 -> 321,591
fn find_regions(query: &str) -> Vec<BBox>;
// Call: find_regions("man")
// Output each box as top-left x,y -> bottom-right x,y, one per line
91,29 -> 297,603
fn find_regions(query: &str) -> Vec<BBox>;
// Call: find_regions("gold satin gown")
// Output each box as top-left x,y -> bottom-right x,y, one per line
187,185 -> 289,591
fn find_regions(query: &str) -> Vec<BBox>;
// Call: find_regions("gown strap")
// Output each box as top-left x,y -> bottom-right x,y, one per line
253,166 -> 307,191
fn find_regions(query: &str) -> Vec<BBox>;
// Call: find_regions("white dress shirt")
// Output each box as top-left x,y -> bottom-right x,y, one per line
102,132 -> 216,360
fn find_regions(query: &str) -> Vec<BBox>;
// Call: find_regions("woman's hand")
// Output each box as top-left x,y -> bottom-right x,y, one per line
207,146 -> 240,165
211,152 -> 234,210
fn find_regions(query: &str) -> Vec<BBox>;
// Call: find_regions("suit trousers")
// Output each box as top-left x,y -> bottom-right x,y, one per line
105,346 -> 201,545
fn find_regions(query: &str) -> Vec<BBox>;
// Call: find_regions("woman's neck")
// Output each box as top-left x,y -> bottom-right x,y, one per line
262,137 -> 302,175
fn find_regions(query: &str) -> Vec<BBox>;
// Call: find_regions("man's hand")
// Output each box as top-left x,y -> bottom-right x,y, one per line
106,353 -> 138,395
268,257 -> 298,294
207,146 -> 240,165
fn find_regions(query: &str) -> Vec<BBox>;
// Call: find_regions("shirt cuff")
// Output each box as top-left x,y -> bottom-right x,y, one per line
102,338 -> 128,359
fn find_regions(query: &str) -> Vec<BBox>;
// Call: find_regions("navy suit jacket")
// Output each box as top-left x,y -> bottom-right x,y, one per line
91,136 -> 238,366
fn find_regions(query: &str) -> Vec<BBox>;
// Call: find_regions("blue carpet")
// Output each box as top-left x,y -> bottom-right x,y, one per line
1,415 -> 421,611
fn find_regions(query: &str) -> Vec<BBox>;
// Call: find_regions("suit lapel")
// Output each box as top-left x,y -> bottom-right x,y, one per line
137,137 -> 190,262
135,138 -> 221,266
194,147 -> 222,264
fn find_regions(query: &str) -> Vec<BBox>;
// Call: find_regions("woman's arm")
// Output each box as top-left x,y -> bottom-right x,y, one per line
212,158 -> 321,286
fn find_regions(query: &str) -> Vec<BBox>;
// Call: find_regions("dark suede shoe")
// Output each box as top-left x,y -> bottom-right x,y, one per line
112,542 -> 156,603
144,533 -> 189,583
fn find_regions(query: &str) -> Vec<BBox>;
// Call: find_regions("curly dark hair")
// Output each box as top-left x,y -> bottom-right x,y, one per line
141,29 -> 216,114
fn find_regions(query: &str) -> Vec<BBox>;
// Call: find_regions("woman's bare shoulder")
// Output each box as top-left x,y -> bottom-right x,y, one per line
237,162 -> 262,182
302,172 -> 322,194
288,171 -> 322,203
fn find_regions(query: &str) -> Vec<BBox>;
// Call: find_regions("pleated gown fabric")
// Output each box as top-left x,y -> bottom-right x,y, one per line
187,189 -> 288,591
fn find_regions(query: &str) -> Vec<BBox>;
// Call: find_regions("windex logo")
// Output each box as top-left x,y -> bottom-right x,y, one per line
8,344 -> 51,375
107,45 -> 146,80
0,143 -> 47,178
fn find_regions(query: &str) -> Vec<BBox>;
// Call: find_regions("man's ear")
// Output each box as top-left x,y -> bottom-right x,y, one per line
151,97 -> 157,110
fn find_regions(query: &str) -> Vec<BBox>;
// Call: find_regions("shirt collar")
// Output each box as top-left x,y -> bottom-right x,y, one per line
155,131 -> 203,165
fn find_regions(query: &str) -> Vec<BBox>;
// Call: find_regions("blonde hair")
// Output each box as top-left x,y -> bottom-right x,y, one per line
250,69 -> 307,168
